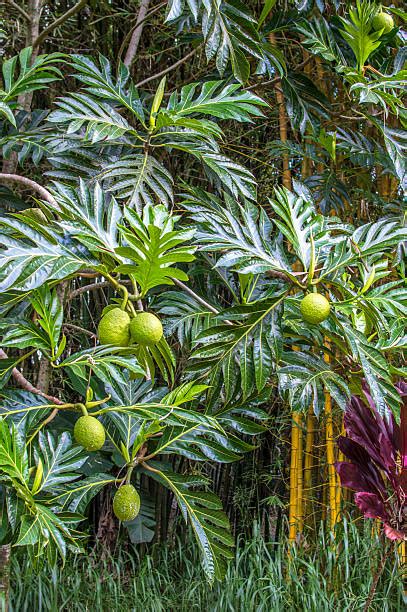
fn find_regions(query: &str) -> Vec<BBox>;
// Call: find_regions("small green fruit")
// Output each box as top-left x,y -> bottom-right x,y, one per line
113,485 -> 141,522
372,11 -> 394,33
300,293 -> 331,324
74,415 -> 105,451
130,312 -> 163,346
98,308 -> 130,346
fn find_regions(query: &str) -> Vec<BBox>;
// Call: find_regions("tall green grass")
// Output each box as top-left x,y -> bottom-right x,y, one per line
11,520 -> 403,612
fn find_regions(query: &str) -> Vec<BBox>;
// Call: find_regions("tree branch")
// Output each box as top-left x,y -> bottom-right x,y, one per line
171,279 -> 220,315
63,323 -> 97,339
124,0 -> 151,68
0,173 -> 57,206
8,0 -> 30,21
32,0 -> 88,50
171,279 -> 234,326
69,280 -> 133,300
0,348 -> 63,405
135,46 -> 201,88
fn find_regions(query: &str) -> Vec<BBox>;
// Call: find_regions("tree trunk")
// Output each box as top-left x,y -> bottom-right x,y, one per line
21,0 -> 42,109
2,0 -> 42,177
124,0 -> 151,68
0,544 -> 11,612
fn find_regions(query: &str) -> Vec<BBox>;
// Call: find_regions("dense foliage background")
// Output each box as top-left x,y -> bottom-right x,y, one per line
0,0 -> 405,607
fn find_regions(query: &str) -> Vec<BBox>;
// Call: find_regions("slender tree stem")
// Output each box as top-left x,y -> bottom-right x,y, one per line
135,46 -> 201,88
171,279 -> 220,315
32,0 -> 88,50
63,323 -> 97,339
268,32 -> 291,190
0,173 -> 57,206
142,461 -> 160,474
69,280 -> 113,300
0,544 -> 11,612
363,544 -> 392,612
8,0 -> 30,21
124,0 -> 151,67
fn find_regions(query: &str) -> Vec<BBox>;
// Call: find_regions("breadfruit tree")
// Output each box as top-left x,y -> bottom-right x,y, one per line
0,0 -> 405,582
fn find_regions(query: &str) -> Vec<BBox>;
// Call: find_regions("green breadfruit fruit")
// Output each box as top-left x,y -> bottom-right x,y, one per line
300,293 -> 331,324
98,308 -> 130,346
113,484 -> 141,521
372,11 -> 394,33
129,312 -> 163,346
74,415 -> 105,451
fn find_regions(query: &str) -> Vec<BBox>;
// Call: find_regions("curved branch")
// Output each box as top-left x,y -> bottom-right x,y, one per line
0,173 -> 57,206
8,0 -> 30,21
68,279 -> 134,300
32,0 -> 88,50
63,323 -> 97,339
69,280 -> 110,300
0,348 -> 63,405
135,46 -> 201,88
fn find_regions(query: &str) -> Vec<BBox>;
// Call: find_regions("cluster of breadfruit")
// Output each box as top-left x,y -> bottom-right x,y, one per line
73,409 -> 141,521
72,289 -> 334,520
72,307 -> 163,522
97,307 -> 163,349
74,410 -> 140,522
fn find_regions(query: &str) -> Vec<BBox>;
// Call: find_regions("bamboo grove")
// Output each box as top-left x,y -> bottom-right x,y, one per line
0,0 -> 405,589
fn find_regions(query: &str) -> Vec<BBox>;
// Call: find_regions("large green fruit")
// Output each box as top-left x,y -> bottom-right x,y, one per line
98,308 -> 130,346
113,485 -> 141,521
74,415 -> 105,451
129,312 -> 163,346
372,11 -> 394,33
300,293 -> 331,324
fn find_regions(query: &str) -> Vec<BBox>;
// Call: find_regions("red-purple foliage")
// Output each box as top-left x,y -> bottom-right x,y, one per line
335,383 -> 406,541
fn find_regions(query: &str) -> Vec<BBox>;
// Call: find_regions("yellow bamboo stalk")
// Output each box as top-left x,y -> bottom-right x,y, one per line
289,411 -> 302,543
321,471 -> 327,522
399,540 -> 406,603
324,350 -> 338,531
297,414 -> 304,533
335,417 -> 345,513
303,409 -> 315,516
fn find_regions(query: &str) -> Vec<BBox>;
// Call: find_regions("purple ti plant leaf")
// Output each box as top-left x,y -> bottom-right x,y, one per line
335,383 -> 406,541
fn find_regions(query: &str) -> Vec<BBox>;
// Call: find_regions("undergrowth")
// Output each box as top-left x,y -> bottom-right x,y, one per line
11,520 -> 403,612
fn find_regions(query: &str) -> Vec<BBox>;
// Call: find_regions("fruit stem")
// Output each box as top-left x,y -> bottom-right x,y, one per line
125,466 -> 134,484
85,395 -> 111,409
105,274 -> 137,317
78,404 -> 88,416
119,285 -> 129,310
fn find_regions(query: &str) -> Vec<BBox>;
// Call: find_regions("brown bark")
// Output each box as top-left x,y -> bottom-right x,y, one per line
0,173 -> 57,206
20,0 -> 42,111
268,33 -> 291,190
124,0 -> 151,68
0,348 -> 63,405
0,544 -> 10,612
36,357 -> 51,394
